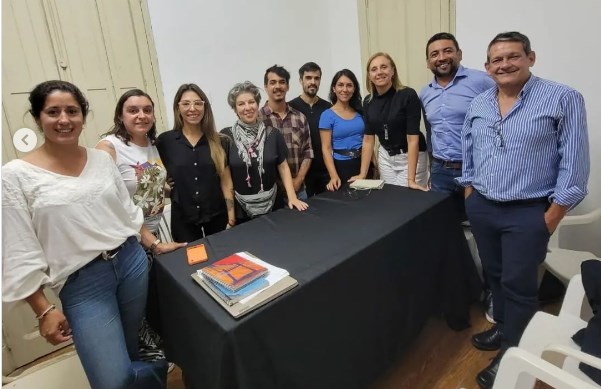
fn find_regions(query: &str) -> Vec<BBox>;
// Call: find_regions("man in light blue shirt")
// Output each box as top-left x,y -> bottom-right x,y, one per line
420,32 -> 494,221
457,31 -> 589,389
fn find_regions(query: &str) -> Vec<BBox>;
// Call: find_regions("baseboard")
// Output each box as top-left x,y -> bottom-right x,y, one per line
2,351 -> 89,389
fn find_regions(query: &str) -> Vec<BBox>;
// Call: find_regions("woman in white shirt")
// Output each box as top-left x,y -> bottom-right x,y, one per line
2,80 -> 173,389
97,89 -> 168,235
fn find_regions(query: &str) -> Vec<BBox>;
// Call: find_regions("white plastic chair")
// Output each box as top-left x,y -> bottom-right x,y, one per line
560,274 -> 594,321
493,346 -> 600,389
518,275 -> 599,387
544,207 -> 601,286
458,347 -> 600,389
463,227 -> 484,283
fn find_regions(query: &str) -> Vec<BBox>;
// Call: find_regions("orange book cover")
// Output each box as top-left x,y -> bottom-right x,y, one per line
200,252 -> 268,291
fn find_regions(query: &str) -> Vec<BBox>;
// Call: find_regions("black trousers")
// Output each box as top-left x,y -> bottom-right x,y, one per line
305,170 -> 329,197
333,158 -> 373,187
466,190 -> 550,348
171,208 -> 227,243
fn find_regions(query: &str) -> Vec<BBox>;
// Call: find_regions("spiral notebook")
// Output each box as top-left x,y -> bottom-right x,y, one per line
199,252 -> 268,291
193,252 -> 298,318
200,275 -> 269,306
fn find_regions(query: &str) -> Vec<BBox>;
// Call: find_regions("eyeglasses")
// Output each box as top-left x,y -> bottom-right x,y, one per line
493,120 -> 504,148
178,100 -> 205,110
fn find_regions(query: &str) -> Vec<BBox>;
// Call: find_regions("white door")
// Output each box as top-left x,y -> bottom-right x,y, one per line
357,0 -> 455,91
2,0 -> 61,163
2,0 -> 167,164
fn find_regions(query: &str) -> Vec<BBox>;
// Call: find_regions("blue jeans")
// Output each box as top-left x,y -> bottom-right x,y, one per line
59,236 -> 167,389
430,159 -> 466,221
296,189 -> 308,200
284,189 -> 308,203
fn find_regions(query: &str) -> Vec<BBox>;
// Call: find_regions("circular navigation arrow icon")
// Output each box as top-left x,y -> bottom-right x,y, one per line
13,128 -> 38,153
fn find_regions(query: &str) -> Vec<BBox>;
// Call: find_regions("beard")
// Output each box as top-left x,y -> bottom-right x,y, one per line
432,61 -> 459,79
303,85 -> 318,98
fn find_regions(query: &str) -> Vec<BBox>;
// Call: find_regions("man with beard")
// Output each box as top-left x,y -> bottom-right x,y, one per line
261,65 -> 313,200
458,31 -> 589,389
289,62 -> 332,196
420,32 -> 494,220
420,33 -> 497,330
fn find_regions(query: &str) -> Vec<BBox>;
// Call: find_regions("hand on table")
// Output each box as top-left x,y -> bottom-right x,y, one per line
326,177 -> 341,191
348,174 -> 366,183
288,198 -> 309,211
155,241 -> 187,255
408,180 -> 429,192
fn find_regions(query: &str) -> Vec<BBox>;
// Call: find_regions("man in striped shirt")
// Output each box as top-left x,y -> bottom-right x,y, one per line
457,31 -> 589,389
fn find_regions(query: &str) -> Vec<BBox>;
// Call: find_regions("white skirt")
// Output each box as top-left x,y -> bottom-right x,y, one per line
377,146 -> 428,188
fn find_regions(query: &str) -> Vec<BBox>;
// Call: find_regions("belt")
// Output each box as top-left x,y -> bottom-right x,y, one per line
492,197 -> 549,206
96,237 -> 132,261
333,148 -> 362,159
382,145 -> 406,157
433,157 -> 462,169
76,237 -> 136,274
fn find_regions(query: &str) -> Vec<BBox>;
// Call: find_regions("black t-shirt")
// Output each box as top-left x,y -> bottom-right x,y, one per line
288,96 -> 332,173
156,130 -> 227,224
363,86 -> 427,152
221,125 -> 288,197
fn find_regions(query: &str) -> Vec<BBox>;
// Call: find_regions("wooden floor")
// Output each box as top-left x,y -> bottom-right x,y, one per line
166,303 -> 559,389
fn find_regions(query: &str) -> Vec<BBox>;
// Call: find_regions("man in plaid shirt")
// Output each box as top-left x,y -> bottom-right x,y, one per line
261,65 -> 313,200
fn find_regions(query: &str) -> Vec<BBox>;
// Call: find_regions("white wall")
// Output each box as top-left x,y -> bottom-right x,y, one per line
146,0 -> 363,130
147,0 -> 599,253
457,0 -> 601,254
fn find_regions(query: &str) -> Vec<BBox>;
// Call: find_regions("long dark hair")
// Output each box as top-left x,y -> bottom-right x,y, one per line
106,89 -> 157,145
329,69 -> 363,114
172,83 -> 225,177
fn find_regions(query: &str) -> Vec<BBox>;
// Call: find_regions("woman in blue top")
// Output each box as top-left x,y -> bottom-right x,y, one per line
319,69 -> 369,191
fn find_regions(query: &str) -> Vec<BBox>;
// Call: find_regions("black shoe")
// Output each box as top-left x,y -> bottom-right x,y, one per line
476,351 -> 504,389
471,325 -> 502,351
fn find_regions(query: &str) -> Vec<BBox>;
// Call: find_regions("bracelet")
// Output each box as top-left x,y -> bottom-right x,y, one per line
149,238 -> 161,253
36,304 -> 56,320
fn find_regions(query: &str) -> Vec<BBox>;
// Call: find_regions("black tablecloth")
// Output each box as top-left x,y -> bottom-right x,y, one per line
150,185 -> 480,389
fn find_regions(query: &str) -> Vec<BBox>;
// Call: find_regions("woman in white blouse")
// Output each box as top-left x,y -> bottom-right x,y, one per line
2,81 -> 175,389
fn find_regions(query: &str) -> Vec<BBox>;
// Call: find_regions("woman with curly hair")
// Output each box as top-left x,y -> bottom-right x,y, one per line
221,81 -> 308,223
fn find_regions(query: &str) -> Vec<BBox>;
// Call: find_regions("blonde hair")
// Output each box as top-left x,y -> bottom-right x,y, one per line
364,52 -> 405,102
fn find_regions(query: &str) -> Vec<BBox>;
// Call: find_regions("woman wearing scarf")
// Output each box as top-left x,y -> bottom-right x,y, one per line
222,81 -> 308,224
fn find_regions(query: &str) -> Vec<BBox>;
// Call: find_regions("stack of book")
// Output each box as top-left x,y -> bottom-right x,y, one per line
192,252 -> 298,318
